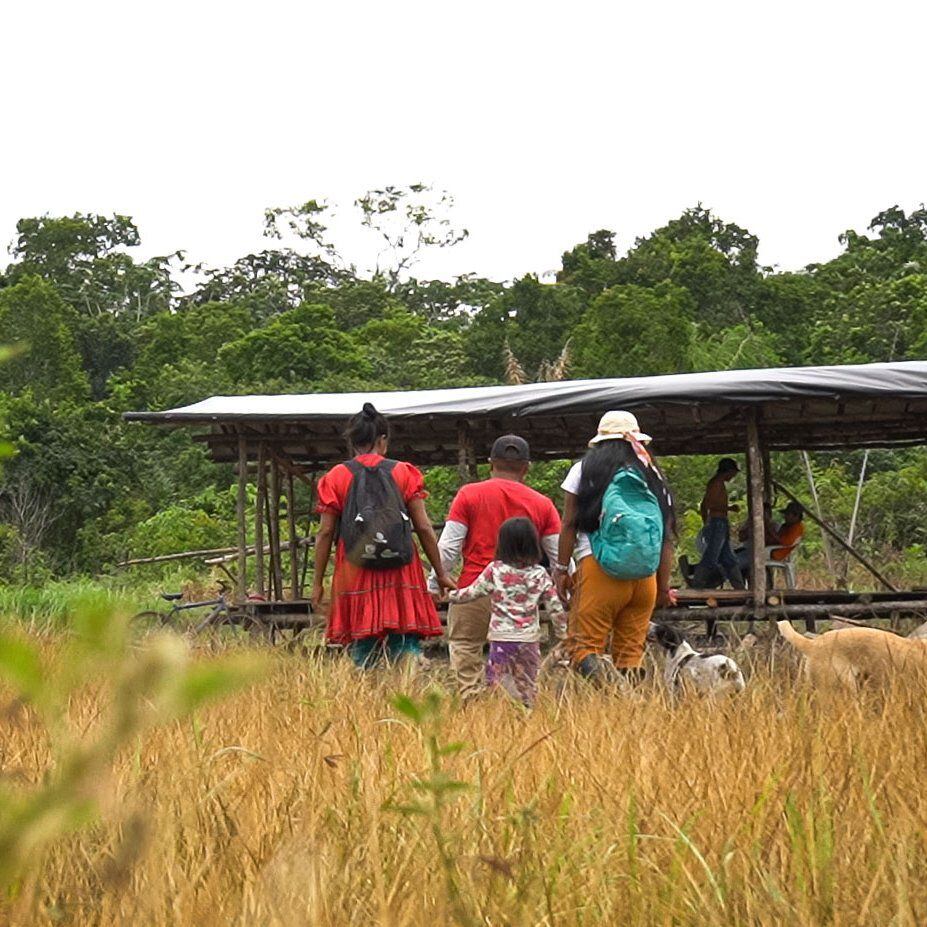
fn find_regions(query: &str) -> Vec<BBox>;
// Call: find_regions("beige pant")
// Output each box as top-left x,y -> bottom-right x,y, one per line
447,596 -> 492,700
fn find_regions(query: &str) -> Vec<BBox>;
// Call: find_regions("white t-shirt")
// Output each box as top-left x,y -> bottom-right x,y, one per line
561,461 -> 593,561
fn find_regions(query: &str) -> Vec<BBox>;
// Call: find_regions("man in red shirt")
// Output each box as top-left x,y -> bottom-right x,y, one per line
429,435 -> 561,700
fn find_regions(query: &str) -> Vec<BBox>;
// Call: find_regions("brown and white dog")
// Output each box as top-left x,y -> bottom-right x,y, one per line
777,620 -> 927,692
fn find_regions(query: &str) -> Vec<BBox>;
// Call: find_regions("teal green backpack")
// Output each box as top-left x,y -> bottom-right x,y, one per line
590,467 -> 664,580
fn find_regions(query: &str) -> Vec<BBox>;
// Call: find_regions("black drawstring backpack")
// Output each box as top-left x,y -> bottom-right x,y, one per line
339,459 -> 415,569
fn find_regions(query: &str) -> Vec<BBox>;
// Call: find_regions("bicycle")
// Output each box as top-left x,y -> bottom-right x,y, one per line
132,585 -> 232,634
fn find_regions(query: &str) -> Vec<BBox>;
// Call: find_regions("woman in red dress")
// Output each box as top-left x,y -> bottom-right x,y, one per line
311,403 -> 456,667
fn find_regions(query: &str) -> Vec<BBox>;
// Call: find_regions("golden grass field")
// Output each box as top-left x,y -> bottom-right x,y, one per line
4,628 -> 927,927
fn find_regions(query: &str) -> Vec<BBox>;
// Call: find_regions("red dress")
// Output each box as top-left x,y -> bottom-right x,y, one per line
316,454 -> 442,645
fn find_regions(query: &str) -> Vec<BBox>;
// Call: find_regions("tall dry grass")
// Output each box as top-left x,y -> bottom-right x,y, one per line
3,633 -> 926,926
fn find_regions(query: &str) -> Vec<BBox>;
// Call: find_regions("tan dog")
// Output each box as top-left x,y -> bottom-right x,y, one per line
777,620 -> 927,692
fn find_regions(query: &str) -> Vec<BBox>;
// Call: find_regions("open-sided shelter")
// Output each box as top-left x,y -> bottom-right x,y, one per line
125,360 -> 927,627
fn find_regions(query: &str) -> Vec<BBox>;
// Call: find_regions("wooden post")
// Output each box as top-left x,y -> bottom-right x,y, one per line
286,470 -> 299,600
299,473 -> 317,595
236,437 -> 248,602
761,444 -> 773,507
262,475 -> 277,599
457,421 -> 473,486
268,460 -> 284,599
255,443 -> 266,597
746,412 -> 767,619
468,449 -> 479,482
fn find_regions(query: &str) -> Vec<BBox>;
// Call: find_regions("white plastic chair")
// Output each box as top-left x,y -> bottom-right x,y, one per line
764,538 -> 801,589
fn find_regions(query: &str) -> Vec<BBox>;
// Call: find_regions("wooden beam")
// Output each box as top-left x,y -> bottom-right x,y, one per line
457,421 -> 473,486
773,479 -> 899,593
652,598 -> 927,623
255,443 -> 266,597
746,412 -> 767,617
268,460 -> 284,599
205,536 -> 313,565
761,443 -> 773,506
300,473 -> 317,596
117,544 -> 243,567
287,470 -> 299,600
236,437 -> 248,602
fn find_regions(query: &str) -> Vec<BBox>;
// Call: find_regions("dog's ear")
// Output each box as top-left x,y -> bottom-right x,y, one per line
653,623 -> 683,650
717,662 -> 737,679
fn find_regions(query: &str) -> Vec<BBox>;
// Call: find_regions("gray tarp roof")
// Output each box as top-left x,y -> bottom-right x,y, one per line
124,360 -> 927,465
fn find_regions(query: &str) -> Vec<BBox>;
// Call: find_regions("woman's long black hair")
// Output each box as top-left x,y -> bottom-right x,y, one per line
345,402 -> 390,453
572,440 -> 676,537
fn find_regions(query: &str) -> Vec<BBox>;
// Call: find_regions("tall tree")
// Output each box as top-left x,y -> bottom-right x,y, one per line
0,276 -> 90,403
615,206 -> 762,329
558,229 -> 623,296
6,213 -> 178,320
217,303 -> 369,391
464,276 -> 587,380
570,282 -> 696,378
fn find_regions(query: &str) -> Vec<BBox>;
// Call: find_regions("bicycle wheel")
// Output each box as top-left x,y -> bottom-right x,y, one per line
193,605 -> 231,635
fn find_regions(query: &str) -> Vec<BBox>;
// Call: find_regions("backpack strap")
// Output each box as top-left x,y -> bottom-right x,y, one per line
343,457 -> 398,475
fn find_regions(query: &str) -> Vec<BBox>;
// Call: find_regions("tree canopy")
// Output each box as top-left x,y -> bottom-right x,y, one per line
2,192 -> 927,579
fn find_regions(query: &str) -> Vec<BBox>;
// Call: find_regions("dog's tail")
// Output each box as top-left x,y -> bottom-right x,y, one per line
776,620 -> 815,654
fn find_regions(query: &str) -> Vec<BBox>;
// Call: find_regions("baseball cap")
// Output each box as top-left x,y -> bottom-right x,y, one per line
490,434 -> 530,461
717,457 -> 740,474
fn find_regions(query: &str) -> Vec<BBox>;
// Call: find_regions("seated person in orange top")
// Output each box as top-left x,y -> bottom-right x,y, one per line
771,501 -> 805,560
732,501 -> 804,575
733,502 -> 781,573
684,501 -> 801,584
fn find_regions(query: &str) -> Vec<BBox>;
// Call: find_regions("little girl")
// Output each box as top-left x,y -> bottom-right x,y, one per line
447,517 -> 566,707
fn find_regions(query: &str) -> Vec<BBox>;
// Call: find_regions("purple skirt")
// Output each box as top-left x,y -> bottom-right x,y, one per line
486,641 -> 541,707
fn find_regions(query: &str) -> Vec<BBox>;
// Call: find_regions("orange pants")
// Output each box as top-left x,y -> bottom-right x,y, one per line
567,556 -> 657,669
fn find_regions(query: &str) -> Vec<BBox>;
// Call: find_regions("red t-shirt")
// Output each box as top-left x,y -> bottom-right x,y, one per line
447,478 -> 561,586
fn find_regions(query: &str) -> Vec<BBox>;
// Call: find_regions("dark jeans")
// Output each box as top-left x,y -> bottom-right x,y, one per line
692,517 -> 744,589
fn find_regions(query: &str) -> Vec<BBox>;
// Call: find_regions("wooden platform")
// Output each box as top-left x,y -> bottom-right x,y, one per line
235,598 -> 315,631
654,588 -> 927,624
674,588 -> 927,606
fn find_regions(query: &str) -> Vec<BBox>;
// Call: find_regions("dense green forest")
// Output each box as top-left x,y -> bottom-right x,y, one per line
1,186 -> 927,585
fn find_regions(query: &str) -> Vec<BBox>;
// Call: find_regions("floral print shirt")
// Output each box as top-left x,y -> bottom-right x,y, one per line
448,561 -> 566,643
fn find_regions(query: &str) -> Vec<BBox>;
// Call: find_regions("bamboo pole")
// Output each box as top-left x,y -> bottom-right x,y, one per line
287,470 -> 299,600
118,545 -> 242,567
268,460 -> 284,599
204,537 -> 313,565
236,437 -> 248,602
746,412 -> 767,617
848,449 -> 869,547
840,449 -> 870,588
255,444 -> 266,597
800,451 -> 836,576
772,480 -> 899,592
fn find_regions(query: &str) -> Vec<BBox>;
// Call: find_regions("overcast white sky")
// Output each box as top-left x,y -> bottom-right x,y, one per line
2,0 -> 925,284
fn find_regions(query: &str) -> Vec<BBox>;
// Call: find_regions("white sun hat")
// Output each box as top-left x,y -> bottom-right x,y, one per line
588,410 -> 652,446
